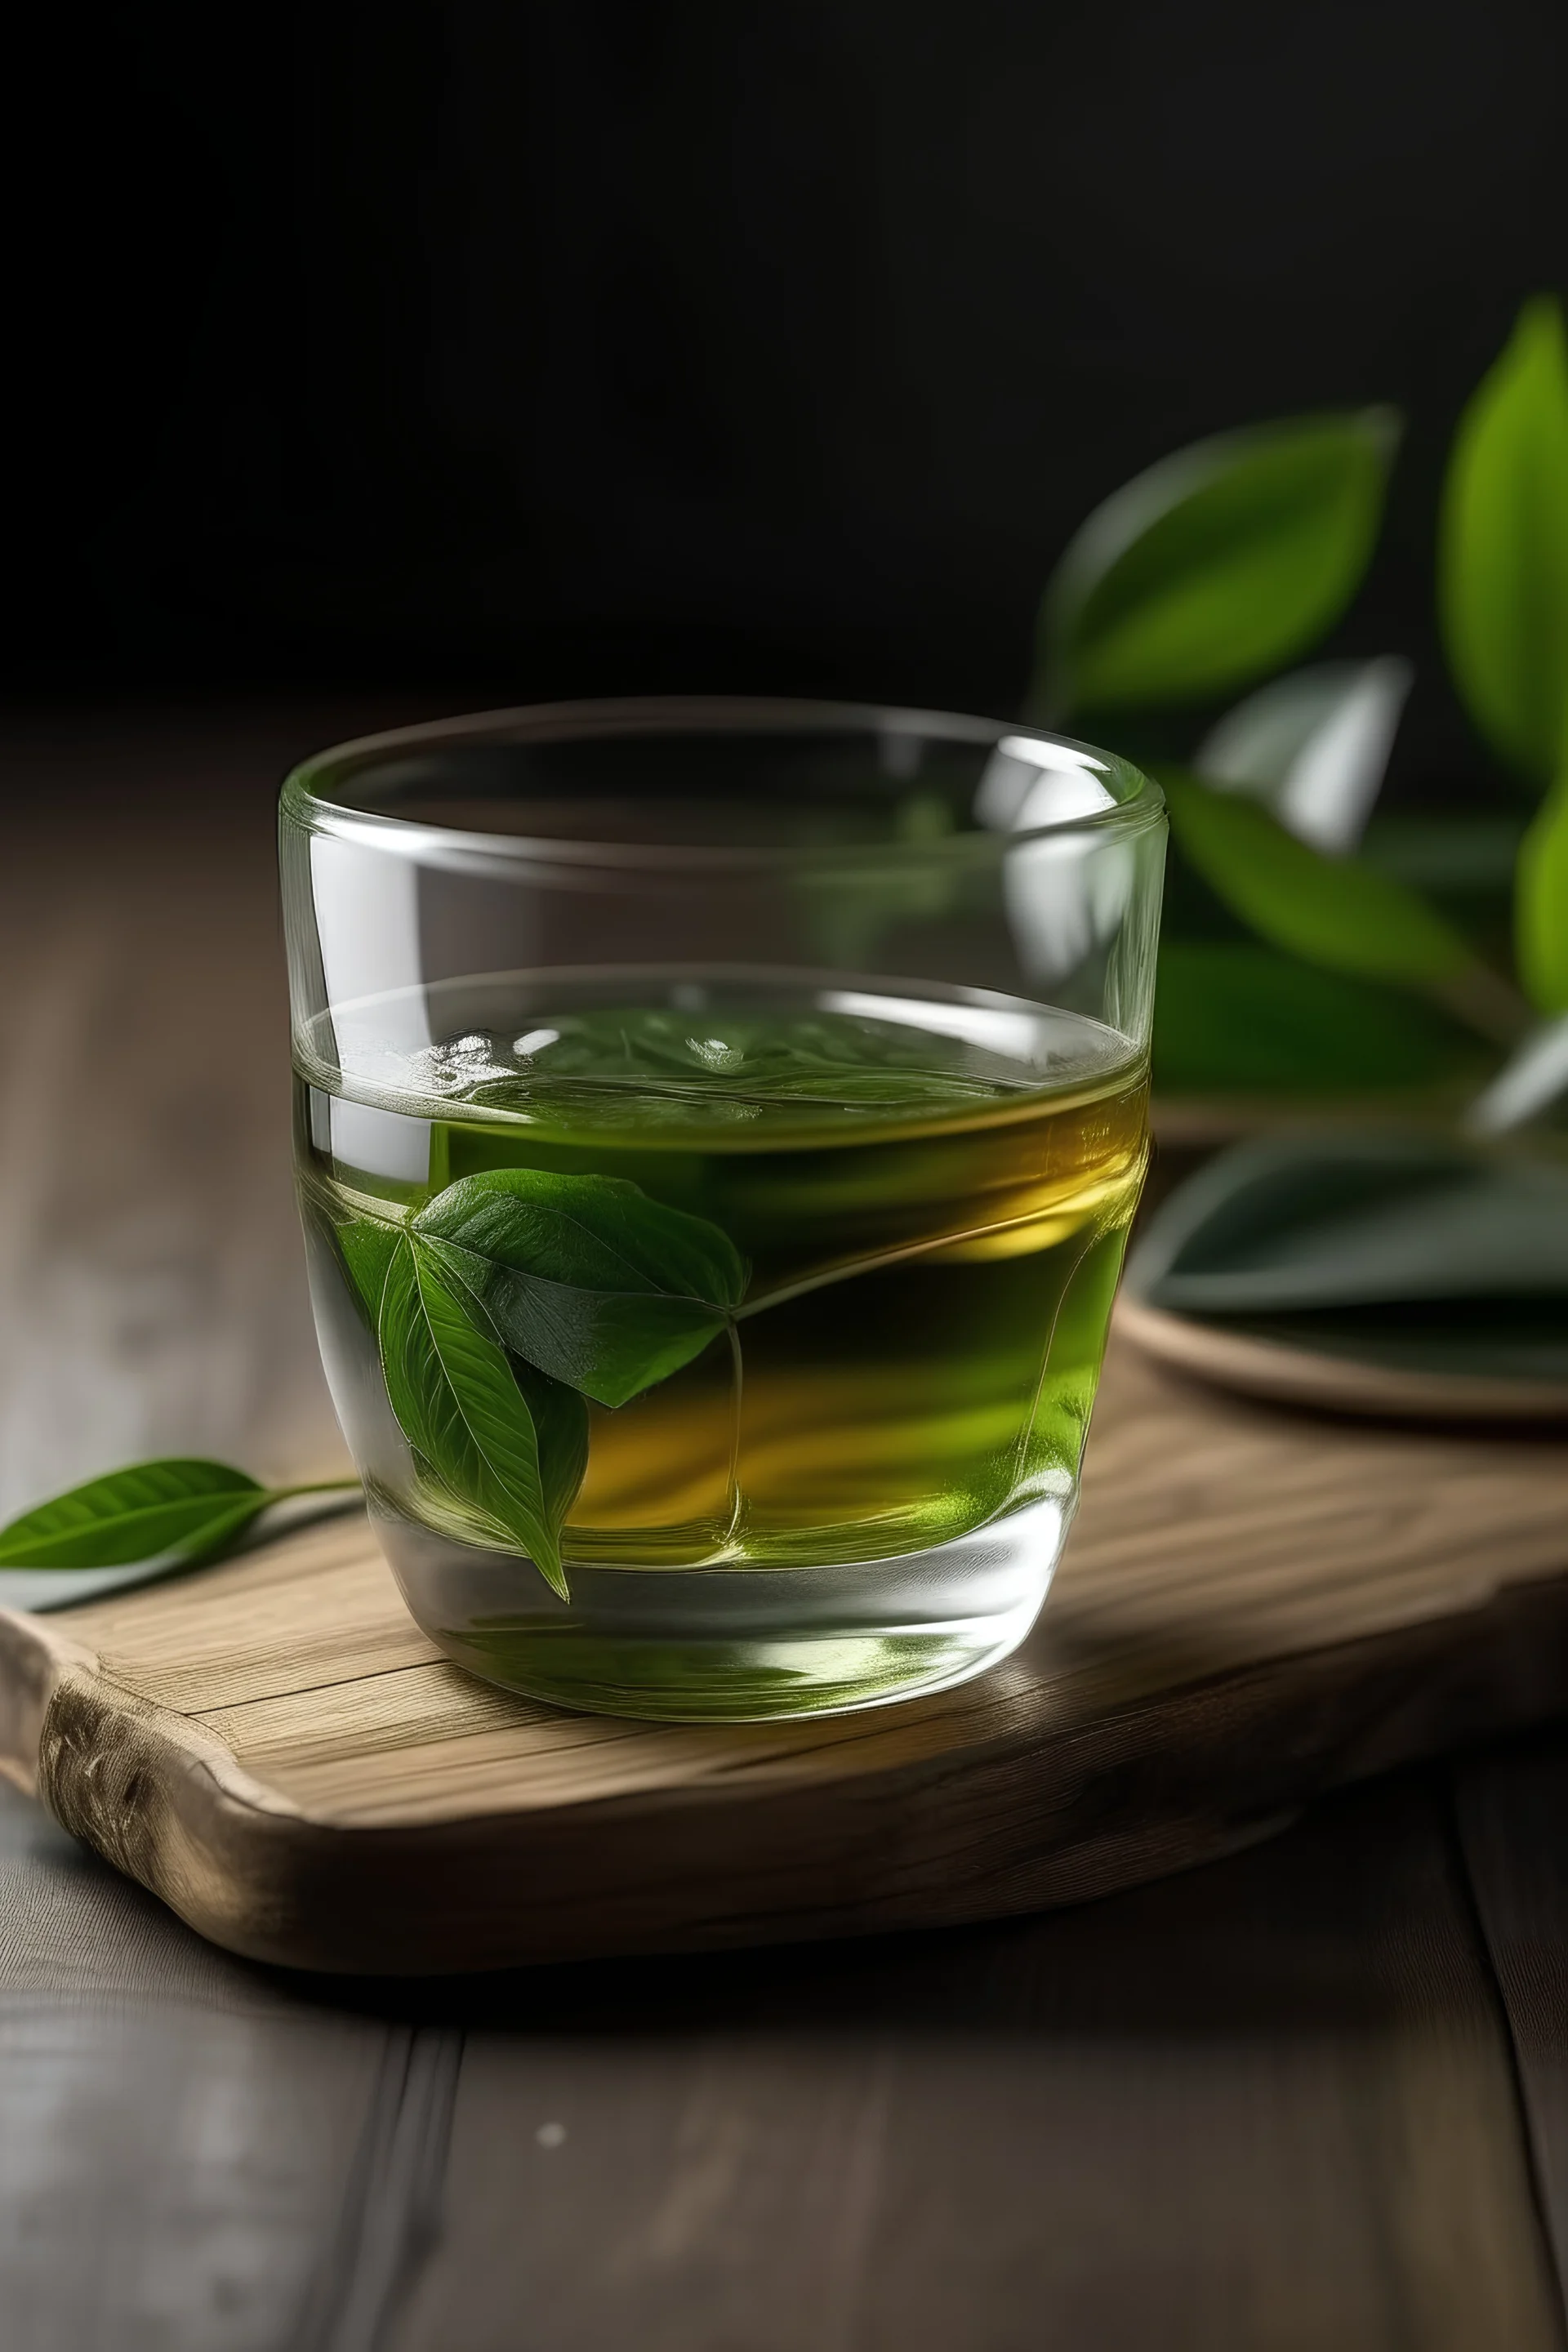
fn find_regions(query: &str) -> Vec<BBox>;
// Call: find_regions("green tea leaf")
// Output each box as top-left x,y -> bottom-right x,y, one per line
1163,773 -> 1474,988
336,1214 -> 402,1321
436,1250 -> 730,1411
296,1175 -> 403,1328
378,1236 -> 586,1596
1439,296 -> 1568,783
1033,409 -> 1398,718
1152,943 -> 1481,1096
394,1348 -> 591,1561
368,1461 -> 518,1557
1516,768 -> 1568,1011
0,1460 -> 270,1570
514,1352 -> 592,1529
413,1169 -> 747,1408
416,1166 -> 746,1304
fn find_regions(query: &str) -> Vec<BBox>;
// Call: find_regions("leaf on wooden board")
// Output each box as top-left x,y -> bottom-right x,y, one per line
1031,409 -> 1399,719
378,1236 -> 586,1596
0,1460 -> 271,1570
1194,658 -> 1411,853
1515,770 -> 1568,1013
1127,1134 -> 1568,1348
413,1168 -> 747,1407
1163,772 -> 1475,990
1152,942 -> 1481,1097
1440,296 -> 1568,784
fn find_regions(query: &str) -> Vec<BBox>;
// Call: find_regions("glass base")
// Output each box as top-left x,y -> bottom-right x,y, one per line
379,1495 -> 1069,1722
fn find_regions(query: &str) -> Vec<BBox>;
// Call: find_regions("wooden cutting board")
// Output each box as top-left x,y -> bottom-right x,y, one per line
2,1334 -> 1567,1977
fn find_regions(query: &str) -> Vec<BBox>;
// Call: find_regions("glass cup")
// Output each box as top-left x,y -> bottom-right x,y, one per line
281,700 -> 1165,1721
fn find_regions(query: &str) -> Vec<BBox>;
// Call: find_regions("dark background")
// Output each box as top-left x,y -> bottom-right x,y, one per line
9,0 -> 1567,786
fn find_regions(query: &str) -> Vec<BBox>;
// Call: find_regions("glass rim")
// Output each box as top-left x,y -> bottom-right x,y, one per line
280,695 -> 1166,874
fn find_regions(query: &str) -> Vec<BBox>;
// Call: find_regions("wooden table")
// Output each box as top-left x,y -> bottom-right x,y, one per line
2,710 -> 1566,2350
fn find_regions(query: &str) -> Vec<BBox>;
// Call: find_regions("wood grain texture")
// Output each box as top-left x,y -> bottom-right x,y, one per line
1454,1738 -> 1568,2302
384,1778 -> 1564,2352
3,1341 -> 1568,1971
0,1774 -> 417,2352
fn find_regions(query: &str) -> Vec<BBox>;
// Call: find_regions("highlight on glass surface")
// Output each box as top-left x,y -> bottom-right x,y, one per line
281,699 -> 1167,1720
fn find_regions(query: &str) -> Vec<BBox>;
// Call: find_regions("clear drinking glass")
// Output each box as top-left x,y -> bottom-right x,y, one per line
281,699 -> 1165,1721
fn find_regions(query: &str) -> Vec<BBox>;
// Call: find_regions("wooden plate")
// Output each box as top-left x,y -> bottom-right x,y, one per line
1114,1295 -> 1568,1423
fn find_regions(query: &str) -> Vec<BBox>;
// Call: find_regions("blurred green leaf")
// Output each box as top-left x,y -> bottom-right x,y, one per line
1359,814 -> 1526,898
1163,772 -> 1474,988
1132,1132 -> 1568,1310
1194,657 -> 1410,852
1439,296 -> 1568,784
1032,410 -> 1399,719
1516,768 -> 1568,1010
1152,942 -> 1481,1095
1125,1131 -> 1568,1384
1468,1011 -> 1568,1134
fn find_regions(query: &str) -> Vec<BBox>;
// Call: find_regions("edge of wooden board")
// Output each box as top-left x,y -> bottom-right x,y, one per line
3,1574 -> 1568,1976
1114,1298 -> 1568,1423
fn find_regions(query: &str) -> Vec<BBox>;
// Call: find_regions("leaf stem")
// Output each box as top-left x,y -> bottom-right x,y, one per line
732,1200 -> 1099,1322
720,1317 -> 745,1553
264,1477 -> 365,1503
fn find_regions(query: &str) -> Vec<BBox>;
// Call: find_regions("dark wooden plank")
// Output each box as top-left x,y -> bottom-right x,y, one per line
385,1774 -> 1562,2352
0,1778 -> 430,2352
5,1752 -> 1557,2352
0,710 -> 462,2352
291,2026 -> 463,2352
1454,1729 -> 1568,2321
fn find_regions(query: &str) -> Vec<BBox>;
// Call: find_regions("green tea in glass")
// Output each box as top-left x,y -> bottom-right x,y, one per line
282,702 -> 1165,1720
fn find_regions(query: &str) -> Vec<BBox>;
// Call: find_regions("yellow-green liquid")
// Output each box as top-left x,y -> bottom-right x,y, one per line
297,975 -> 1147,1717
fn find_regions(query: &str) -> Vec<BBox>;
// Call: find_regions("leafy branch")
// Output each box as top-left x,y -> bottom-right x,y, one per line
1160,772 -> 1530,1051
1022,296 -> 1568,1110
